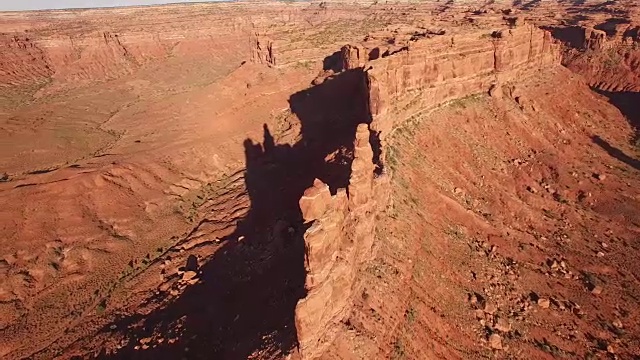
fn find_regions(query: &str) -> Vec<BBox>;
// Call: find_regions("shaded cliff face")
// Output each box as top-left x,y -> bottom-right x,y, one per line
555,23 -> 640,92
0,34 -> 54,87
547,15 -> 640,146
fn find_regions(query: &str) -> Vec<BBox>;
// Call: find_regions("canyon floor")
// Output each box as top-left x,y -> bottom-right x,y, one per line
0,1 -> 640,359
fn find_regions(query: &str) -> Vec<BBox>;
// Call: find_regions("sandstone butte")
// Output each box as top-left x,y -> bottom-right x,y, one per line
0,0 -> 640,359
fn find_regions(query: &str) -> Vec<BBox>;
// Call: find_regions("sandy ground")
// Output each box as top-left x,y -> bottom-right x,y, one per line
0,0 -> 639,359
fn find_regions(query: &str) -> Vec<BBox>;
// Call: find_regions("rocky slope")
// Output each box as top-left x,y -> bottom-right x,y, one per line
347,67 -> 640,358
294,11 -> 640,357
295,19 -> 563,359
0,1 -> 639,360
541,7 -> 640,146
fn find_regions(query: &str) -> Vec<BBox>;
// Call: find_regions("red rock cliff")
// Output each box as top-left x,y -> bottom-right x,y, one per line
0,34 -> 53,86
296,124 -> 391,360
0,6 -> 250,91
558,22 -> 640,92
365,23 -> 560,146
294,20 -> 561,359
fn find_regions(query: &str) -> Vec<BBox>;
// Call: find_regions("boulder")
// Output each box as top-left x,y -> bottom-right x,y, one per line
299,178 -> 332,222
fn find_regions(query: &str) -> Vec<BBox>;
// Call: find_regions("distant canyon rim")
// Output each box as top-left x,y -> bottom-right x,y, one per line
0,1 -> 640,359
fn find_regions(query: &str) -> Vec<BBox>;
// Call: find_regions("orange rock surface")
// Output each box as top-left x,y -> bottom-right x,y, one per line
1,1 -> 640,359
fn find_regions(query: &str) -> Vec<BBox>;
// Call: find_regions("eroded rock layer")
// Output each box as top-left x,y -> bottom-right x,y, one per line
365,23 -> 561,145
2,1 -> 640,359
294,19 -> 562,359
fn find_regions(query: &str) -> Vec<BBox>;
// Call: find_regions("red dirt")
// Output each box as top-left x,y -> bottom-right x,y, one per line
0,1 -> 639,359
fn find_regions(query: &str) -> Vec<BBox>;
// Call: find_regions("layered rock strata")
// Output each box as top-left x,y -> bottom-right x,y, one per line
294,19 -> 562,359
558,23 -> 640,92
296,124 -> 390,359
363,22 -> 561,147
251,32 -> 277,66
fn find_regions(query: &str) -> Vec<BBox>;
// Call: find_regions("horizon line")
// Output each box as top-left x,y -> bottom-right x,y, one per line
0,0 -> 240,13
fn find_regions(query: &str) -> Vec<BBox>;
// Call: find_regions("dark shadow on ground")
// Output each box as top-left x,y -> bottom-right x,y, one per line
521,0 -> 541,11
92,65 -> 369,360
594,89 -> 640,145
592,135 -> 640,170
543,25 -> 586,49
323,50 -> 344,72
289,68 -> 370,192
550,0 -> 628,23
594,17 -> 630,37
593,90 -> 640,128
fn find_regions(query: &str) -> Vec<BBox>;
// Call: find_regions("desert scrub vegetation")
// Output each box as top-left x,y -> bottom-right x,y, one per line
602,48 -> 622,69
96,299 -> 107,314
385,92 -> 487,171
405,306 -> 418,324
294,59 -> 314,70
175,174 -> 235,223
307,18 -> 387,47
447,92 -> 484,109
392,338 -> 407,359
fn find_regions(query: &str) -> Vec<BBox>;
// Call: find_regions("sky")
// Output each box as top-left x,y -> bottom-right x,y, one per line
0,0 -> 216,11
